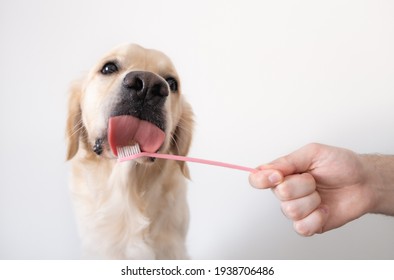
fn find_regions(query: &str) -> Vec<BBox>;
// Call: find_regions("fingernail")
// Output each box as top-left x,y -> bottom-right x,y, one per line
268,172 -> 281,185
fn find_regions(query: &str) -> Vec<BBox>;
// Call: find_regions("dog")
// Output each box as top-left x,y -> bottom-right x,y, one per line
66,43 -> 194,259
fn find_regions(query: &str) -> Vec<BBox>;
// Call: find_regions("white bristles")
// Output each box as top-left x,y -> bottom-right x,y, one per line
117,144 -> 142,159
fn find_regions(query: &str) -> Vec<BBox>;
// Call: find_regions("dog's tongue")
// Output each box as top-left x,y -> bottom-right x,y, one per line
108,115 -> 165,156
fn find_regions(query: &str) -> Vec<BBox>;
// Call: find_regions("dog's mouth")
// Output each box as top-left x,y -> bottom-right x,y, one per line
107,115 -> 165,157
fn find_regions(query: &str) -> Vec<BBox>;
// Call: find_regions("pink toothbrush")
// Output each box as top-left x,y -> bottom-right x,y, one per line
117,144 -> 256,173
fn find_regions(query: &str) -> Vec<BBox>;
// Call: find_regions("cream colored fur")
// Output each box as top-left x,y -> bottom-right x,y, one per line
66,44 -> 193,259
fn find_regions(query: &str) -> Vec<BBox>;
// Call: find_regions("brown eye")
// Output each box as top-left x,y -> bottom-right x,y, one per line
166,77 -> 178,92
101,62 -> 118,75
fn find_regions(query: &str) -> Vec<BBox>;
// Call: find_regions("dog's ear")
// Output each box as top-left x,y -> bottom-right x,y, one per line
66,81 -> 84,160
171,100 -> 194,179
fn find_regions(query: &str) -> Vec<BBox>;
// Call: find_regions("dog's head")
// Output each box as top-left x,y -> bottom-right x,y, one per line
66,44 -> 193,176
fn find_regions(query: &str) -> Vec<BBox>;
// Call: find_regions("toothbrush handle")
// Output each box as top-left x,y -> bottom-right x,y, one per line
119,152 -> 256,173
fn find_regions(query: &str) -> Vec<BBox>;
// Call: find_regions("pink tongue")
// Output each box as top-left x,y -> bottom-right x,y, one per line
108,115 -> 165,156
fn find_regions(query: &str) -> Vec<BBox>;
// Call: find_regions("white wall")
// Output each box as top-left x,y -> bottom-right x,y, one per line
1,0 -> 394,259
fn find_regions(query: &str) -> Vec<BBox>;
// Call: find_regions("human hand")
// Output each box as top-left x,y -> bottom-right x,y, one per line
249,143 -> 377,236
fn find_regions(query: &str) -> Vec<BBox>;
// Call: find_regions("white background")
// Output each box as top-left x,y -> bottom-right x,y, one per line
1,0 -> 394,259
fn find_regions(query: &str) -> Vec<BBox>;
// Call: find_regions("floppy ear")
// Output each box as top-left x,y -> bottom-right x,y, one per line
65,81 -> 84,160
171,99 -> 194,179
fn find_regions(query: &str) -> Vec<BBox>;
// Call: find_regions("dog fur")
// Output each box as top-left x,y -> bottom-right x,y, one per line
66,44 -> 193,259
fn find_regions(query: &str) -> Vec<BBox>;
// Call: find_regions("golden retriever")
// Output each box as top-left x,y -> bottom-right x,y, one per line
66,43 -> 193,259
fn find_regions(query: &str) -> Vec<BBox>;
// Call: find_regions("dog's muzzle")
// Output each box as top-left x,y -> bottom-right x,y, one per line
96,71 -> 169,157
111,71 -> 169,131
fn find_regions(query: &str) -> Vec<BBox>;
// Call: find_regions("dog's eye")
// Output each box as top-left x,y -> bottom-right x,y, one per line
101,62 -> 119,75
166,77 -> 178,92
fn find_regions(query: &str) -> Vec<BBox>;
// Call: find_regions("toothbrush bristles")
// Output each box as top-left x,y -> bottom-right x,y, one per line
117,144 -> 141,159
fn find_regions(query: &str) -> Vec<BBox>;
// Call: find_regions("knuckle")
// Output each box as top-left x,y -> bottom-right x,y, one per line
281,202 -> 301,220
301,172 -> 315,183
305,142 -> 321,151
276,182 -> 292,200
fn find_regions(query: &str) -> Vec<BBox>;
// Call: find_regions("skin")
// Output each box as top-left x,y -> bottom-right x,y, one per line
249,143 -> 394,236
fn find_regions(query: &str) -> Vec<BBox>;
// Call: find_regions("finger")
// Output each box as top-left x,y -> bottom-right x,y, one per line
273,173 -> 316,201
249,169 -> 284,189
293,205 -> 329,236
280,191 -> 321,221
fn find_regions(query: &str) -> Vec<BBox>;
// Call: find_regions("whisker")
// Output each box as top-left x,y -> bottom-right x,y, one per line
66,119 -> 84,139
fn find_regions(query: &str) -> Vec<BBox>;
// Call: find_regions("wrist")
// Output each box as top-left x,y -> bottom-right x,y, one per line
361,154 -> 394,216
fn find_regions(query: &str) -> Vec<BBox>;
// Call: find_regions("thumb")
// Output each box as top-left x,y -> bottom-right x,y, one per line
263,143 -> 321,176
249,143 -> 322,189
249,168 -> 284,189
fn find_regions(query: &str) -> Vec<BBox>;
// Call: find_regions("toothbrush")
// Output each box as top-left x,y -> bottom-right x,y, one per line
117,144 -> 256,173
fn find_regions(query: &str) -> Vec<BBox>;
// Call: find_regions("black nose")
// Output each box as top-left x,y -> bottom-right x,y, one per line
123,71 -> 169,105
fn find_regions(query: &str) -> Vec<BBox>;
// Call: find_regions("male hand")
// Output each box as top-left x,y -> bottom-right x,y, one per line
249,143 -> 378,236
